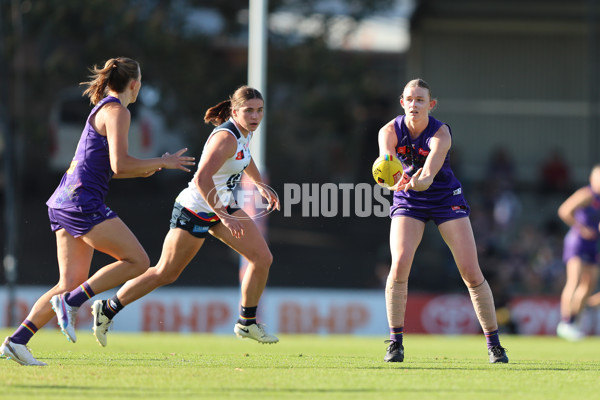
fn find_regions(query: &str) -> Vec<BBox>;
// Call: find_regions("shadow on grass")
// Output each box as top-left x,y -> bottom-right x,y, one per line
206,387 -> 505,394
28,353 -> 600,372
5,383 -> 506,398
9,385 -> 193,398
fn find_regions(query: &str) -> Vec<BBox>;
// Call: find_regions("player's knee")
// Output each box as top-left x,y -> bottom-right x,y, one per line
250,249 -> 273,272
462,269 -> 484,287
391,252 -> 412,267
259,250 -> 273,270
389,260 -> 410,281
156,269 -> 181,286
128,251 -> 150,277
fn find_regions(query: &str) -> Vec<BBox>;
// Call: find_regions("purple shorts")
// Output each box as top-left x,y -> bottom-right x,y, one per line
48,205 -> 118,238
562,229 -> 599,264
390,191 -> 470,225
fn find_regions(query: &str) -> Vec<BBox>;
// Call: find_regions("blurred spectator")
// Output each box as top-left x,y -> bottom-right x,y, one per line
486,146 -> 516,191
449,146 -> 472,193
539,149 -> 571,195
493,189 -> 522,232
483,147 -> 521,243
368,246 -> 392,289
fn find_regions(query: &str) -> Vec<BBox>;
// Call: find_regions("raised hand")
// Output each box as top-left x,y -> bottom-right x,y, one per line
161,148 -> 195,172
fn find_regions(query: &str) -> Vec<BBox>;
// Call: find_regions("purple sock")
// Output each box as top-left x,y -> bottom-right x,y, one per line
10,320 -> 38,345
390,327 -> 403,344
485,329 -> 500,349
64,282 -> 95,307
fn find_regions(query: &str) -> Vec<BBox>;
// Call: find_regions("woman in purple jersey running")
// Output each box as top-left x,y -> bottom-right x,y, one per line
378,78 -> 508,364
0,57 -> 194,366
556,164 -> 600,341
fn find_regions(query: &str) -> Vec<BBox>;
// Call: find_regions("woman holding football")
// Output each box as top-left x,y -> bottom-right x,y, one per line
378,78 -> 508,364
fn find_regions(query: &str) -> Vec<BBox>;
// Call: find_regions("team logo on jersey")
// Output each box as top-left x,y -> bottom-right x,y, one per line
453,188 -> 462,195
396,146 -> 408,154
235,150 -> 244,160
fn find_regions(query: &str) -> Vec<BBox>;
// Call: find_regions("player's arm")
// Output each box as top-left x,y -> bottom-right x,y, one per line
195,131 -> 236,214
105,104 -> 160,175
113,151 -> 182,179
112,170 -> 158,179
378,119 -> 411,191
378,119 -> 398,156
404,124 -> 451,192
244,159 -> 280,211
195,131 -> 245,238
558,187 -> 592,226
558,186 -> 596,239
104,103 -> 194,177
243,158 -> 263,185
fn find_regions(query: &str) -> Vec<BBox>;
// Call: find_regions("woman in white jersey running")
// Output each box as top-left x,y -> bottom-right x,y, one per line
90,86 -> 280,345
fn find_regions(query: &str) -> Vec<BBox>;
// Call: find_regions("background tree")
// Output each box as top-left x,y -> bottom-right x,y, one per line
0,0 -> 403,288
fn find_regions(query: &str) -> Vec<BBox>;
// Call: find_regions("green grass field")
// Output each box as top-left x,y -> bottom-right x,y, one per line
1,329 -> 599,400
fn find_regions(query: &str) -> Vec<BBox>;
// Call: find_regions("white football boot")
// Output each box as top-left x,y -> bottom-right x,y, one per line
234,323 -> 279,344
92,300 -> 113,347
0,337 -> 47,366
50,294 -> 78,343
556,321 -> 584,341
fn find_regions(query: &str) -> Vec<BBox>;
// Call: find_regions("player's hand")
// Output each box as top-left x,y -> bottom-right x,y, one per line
401,168 -> 433,192
389,171 -> 413,192
161,148 -> 196,172
258,185 -> 280,211
221,214 -> 245,239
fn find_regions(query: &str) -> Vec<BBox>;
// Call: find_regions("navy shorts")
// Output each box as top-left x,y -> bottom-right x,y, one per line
48,205 -> 118,238
170,202 -> 240,238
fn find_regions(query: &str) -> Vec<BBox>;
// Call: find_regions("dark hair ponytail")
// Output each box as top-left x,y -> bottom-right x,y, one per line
204,100 -> 233,126
204,85 -> 264,126
81,57 -> 140,105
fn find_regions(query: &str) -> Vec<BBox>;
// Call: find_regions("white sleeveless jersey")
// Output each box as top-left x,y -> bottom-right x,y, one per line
175,118 -> 252,218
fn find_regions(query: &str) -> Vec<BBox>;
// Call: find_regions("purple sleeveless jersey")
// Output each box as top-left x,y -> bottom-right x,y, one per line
46,96 -> 119,213
562,189 -> 600,264
390,115 -> 469,223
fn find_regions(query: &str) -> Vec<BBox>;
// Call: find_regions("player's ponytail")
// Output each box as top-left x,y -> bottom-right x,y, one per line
81,57 -> 140,105
204,85 -> 264,126
204,100 -> 232,126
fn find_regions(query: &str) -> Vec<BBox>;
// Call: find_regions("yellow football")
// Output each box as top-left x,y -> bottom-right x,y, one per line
372,154 -> 403,188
